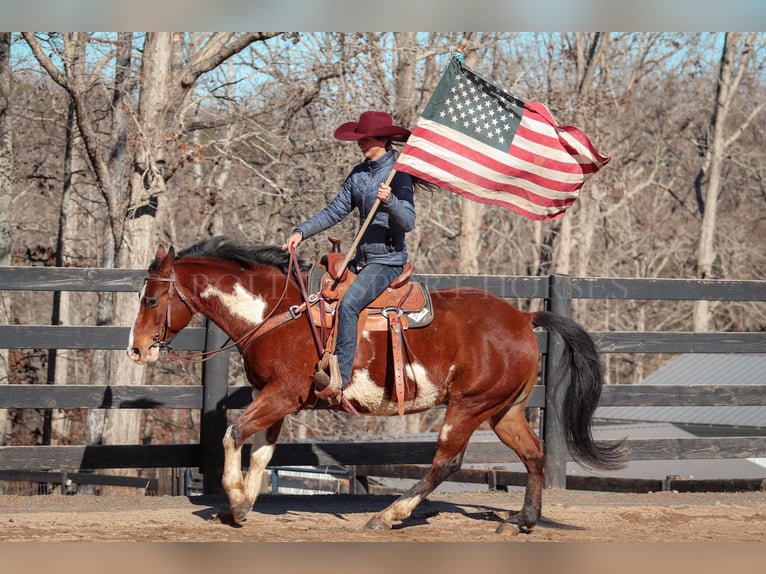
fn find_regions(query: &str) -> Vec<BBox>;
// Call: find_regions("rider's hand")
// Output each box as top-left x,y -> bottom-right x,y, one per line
282,231 -> 303,251
377,182 -> 392,205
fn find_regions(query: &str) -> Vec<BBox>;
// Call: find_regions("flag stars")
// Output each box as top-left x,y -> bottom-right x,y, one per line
429,66 -> 524,147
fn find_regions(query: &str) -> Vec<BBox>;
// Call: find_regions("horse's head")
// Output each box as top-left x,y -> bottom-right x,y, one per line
127,244 -> 195,365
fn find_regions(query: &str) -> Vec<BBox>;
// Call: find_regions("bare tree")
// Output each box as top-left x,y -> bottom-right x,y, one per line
0,32 -> 12,447
22,33 -> 281,487
693,32 -> 763,331
452,33 -> 486,274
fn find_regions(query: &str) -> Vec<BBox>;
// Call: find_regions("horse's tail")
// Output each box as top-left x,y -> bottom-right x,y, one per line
532,311 -> 627,470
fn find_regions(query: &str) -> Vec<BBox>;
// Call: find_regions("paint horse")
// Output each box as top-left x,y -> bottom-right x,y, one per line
127,236 -> 625,534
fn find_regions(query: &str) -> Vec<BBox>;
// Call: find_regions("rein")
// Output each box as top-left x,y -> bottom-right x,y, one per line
149,247 -> 323,364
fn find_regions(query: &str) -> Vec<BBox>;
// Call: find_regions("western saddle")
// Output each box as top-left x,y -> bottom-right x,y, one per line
308,238 -> 432,414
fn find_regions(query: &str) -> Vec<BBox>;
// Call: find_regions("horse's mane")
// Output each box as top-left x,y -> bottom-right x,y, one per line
164,236 -> 309,274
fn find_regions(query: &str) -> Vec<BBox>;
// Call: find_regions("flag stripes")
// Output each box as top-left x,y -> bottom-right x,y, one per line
394,57 -> 610,220
396,119 -> 581,220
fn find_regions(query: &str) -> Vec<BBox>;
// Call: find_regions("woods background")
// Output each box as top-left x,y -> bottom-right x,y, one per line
0,32 -> 764,472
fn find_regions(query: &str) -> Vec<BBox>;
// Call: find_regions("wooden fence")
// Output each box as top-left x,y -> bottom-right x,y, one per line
1,267 -> 765,494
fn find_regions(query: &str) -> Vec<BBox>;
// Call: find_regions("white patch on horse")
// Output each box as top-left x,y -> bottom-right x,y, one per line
344,370 -> 385,413
406,362 -> 440,408
344,361 -> 440,415
126,282 -> 146,353
439,423 -> 452,443
201,283 -> 267,325
250,443 -> 275,470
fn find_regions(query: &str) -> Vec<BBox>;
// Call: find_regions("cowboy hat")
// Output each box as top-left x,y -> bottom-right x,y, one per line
334,111 -> 411,142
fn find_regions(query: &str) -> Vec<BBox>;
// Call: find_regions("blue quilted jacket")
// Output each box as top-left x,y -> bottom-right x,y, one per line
295,151 -> 415,268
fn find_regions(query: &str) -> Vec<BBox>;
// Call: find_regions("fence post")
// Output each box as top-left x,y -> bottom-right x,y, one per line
543,273 -> 572,489
200,319 -> 231,494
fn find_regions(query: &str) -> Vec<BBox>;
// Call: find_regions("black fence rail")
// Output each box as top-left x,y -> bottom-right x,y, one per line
1,267 -> 766,493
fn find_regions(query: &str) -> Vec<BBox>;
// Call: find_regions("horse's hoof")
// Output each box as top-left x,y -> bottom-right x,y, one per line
214,506 -> 247,527
365,516 -> 392,531
496,521 -> 522,536
223,425 -> 239,447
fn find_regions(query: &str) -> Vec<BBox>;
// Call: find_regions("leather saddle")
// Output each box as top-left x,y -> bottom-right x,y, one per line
307,239 -> 433,332
306,238 -> 433,415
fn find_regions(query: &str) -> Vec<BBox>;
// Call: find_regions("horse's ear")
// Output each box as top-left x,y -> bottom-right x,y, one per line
153,244 -> 175,273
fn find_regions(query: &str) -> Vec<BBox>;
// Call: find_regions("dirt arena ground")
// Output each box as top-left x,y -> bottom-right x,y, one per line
1,488 -> 765,543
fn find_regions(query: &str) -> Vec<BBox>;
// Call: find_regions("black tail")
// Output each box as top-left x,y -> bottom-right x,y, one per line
533,311 -> 627,470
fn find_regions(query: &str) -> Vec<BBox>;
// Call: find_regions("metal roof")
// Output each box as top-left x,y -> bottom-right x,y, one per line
597,354 -> 766,429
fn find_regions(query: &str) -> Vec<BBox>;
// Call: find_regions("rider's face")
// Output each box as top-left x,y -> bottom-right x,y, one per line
357,137 -> 388,161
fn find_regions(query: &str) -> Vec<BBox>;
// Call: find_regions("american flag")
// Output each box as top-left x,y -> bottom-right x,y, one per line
394,57 -> 610,220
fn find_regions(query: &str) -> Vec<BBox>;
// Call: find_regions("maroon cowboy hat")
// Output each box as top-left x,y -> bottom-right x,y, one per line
334,111 -> 411,142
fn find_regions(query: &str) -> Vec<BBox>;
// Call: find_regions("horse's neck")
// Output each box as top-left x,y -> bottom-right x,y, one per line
179,262 -> 293,338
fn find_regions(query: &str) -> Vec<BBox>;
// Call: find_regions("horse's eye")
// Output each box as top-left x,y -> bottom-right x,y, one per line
144,297 -> 159,308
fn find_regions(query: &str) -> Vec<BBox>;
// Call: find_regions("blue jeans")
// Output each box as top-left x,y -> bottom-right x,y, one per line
335,263 -> 403,389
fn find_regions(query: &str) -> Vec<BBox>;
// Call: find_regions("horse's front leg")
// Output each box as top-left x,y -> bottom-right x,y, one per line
218,420 -> 282,525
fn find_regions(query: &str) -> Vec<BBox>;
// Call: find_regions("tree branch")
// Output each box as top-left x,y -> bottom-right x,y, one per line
21,33 -> 69,89
180,32 -> 282,88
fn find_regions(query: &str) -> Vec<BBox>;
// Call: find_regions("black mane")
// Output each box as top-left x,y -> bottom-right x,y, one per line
167,236 -> 308,274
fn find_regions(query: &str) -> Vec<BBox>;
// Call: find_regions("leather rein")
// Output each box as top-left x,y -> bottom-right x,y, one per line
145,248 -> 323,364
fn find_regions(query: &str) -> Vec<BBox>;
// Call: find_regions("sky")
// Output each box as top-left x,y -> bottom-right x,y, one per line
1,0 -> 764,31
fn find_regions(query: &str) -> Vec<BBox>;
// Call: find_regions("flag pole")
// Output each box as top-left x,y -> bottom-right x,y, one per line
335,38 -> 468,278
335,170 -> 395,278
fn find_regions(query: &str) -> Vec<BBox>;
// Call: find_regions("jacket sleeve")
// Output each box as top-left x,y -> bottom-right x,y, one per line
383,172 -> 416,232
294,178 -> 354,239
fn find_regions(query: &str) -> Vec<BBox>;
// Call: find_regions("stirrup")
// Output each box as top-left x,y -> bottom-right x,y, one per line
314,354 -> 342,405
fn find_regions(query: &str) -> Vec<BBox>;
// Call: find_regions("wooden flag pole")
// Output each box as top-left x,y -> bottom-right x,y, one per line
336,169 -> 396,277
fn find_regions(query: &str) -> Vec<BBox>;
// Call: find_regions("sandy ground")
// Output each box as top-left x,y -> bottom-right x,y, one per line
1,488 -> 765,543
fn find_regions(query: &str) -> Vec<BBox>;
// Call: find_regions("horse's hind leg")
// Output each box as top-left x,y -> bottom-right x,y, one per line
218,420 -> 282,525
365,408 -> 480,530
489,401 -> 544,534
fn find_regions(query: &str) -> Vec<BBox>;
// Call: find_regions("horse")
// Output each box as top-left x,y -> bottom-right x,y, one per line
127,236 -> 626,534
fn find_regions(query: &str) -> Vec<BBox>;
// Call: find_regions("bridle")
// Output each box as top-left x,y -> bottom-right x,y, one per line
142,267 -> 194,354
143,247 -> 323,364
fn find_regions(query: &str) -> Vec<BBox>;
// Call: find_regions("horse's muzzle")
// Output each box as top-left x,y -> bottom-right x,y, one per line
127,345 -> 159,365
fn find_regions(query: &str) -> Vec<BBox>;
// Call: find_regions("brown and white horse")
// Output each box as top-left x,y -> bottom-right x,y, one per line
127,236 -> 625,533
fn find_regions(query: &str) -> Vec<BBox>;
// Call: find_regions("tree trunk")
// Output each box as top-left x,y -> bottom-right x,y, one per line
693,33 -> 754,331
88,33 -> 134,447
99,34 -> 173,492
0,32 -> 12,450
456,35 -> 486,275
46,99 -> 77,445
